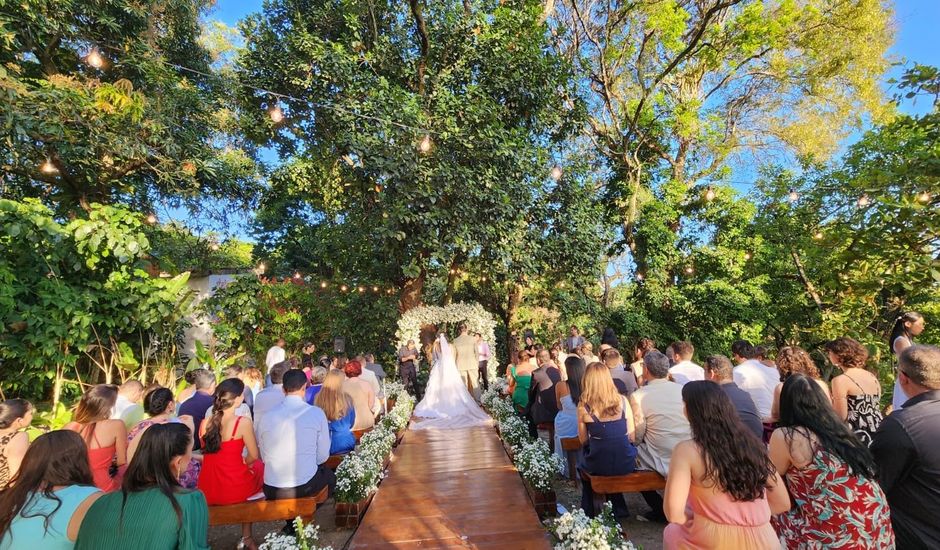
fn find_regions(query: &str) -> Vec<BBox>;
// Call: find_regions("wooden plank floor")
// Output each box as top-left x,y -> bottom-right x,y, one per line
349,426 -> 552,549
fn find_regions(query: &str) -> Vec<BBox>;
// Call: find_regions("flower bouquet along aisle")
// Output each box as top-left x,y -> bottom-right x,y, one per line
548,503 -> 636,550
259,517 -> 332,550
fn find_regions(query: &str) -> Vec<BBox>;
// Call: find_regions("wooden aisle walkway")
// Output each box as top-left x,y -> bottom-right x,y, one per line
349,426 -> 552,549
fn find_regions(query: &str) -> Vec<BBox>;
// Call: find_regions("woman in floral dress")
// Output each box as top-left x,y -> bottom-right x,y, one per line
770,375 -> 893,548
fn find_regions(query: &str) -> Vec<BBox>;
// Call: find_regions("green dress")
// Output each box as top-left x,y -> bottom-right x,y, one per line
510,365 -> 533,412
75,487 -> 208,550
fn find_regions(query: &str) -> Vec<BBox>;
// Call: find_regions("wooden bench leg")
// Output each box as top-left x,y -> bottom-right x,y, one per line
566,451 -> 578,484
592,491 -> 606,517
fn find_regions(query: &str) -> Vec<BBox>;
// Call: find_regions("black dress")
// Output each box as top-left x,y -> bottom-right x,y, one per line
579,399 -> 637,516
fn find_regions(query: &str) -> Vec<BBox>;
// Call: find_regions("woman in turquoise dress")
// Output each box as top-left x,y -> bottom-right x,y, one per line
508,350 -> 535,412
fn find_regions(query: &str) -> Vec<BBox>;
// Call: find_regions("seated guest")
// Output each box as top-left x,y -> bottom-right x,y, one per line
343,361 -> 376,430
305,367 -> 328,405
630,338 -> 656,381
177,369 -> 216,451
256,370 -> 335,507
731,340 -> 780,425
664,382 -> 789,549
508,351 -> 535,412
354,355 -> 382,412
65,385 -> 127,491
315,370 -> 357,455
0,398 -> 33,487
601,348 -> 638,396
702,355 -> 763,441
578,362 -> 636,517
578,341 -> 599,364
364,354 -> 387,382
630,350 -> 691,522
872,344 -> 940,549
526,350 -> 563,437
554,356 -> 585,477
174,368 -> 205,408
127,388 -> 199,489
111,381 -> 145,429
826,337 -> 883,446
770,374 -> 894,548
243,367 -> 264,401
769,346 -> 831,423
667,341 -> 704,386
75,423 -> 209,550
0,431 -> 102,550
253,361 -> 290,429
300,341 -> 317,370
198,379 -> 264,549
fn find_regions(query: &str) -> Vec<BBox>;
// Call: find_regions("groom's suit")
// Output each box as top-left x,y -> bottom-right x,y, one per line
453,332 -> 481,399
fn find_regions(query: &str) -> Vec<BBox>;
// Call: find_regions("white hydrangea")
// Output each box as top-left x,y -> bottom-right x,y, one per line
548,504 -> 636,550
515,438 -> 563,493
395,302 -> 499,378
497,414 -> 530,451
259,517 -> 333,550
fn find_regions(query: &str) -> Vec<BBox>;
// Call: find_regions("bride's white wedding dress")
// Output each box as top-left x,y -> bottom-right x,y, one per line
412,335 -> 491,430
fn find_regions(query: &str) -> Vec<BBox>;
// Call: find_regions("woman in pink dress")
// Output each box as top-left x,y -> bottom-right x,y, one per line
64,385 -> 127,491
664,380 -> 790,549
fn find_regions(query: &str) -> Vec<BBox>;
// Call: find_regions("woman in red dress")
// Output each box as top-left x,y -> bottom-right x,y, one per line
197,378 -> 264,550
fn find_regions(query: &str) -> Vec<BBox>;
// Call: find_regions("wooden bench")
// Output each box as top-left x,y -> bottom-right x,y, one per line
579,470 -> 666,514
353,428 -> 371,442
208,485 -> 329,526
537,422 -> 555,452
560,437 -> 582,482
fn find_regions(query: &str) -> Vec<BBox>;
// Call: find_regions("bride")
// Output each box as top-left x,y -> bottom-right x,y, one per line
412,333 -> 491,430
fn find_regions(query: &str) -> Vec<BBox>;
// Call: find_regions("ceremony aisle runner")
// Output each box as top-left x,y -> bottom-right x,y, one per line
350,426 -> 552,549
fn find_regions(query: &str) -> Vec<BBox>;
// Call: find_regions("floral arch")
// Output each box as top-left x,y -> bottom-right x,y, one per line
395,302 -> 499,377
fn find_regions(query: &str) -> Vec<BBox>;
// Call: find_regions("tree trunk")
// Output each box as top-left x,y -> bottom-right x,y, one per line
399,268 -> 427,313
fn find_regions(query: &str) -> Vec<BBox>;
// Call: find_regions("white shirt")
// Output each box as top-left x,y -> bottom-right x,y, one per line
256,395 -> 331,488
111,394 -> 135,420
669,360 -> 705,386
733,359 -> 780,420
204,403 -> 251,421
253,384 -> 285,431
265,345 -> 286,370
631,379 -> 691,476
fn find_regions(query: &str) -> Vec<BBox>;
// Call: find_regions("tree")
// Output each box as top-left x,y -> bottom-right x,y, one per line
238,0 -> 585,312
0,0 -> 258,216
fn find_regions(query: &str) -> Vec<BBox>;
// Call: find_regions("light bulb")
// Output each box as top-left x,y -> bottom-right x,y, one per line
210,243 -> 220,251
294,272 -> 301,279
788,189 -> 800,202
40,158 -> 58,174
704,188 -> 716,201
320,281 -> 327,288
636,273 -> 644,281
86,49 -> 104,69
418,135 -> 432,153
744,252 -> 752,260
257,262 -> 266,273
813,231 -> 824,240
357,286 -> 365,293
145,213 -> 157,224
685,266 -> 694,274
269,105 -> 284,123
550,166 -> 563,181
917,191 -> 931,203
340,285 -> 348,292
374,184 -> 382,193
857,194 -> 870,207
481,276 -> 487,282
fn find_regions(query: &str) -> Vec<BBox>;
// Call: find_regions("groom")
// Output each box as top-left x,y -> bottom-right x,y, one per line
453,323 -> 481,400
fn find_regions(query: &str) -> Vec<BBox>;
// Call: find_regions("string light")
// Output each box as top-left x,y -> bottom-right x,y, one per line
550,165 -> 563,181
374,184 -> 382,193
704,187 -> 716,201
418,135 -> 432,153
40,158 -> 58,174
145,213 -> 157,224
85,49 -> 104,69
744,252 -> 752,260
787,189 -> 800,202
357,286 -> 365,293
320,281 -> 328,288
481,276 -> 487,282
210,243 -> 220,251
813,231 -> 824,240
293,272 -> 302,279
257,262 -> 266,273
636,272 -> 644,281
857,194 -> 870,207
917,191 -> 931,203
269,104 -> 284,123
372,286 -> 379,292
684,266 -> 694,275
340,285 -> 348,292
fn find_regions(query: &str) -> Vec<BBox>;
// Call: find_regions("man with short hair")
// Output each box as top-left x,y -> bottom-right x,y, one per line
364,353 -> 386,382
565,325 -> 585,354
601,348 -> 638,396
871,344 -> 940,549
397,340 -> 420,397
257,369 -> 334,508
453,323 -> 480,400
355,354 -> 382,404
475,333 -> 491,392
630,350 -> 691,522
178,369 -> 216,450
254,361 -> 290,429
703,355 -> 763,440
730,340 -> 780,421
111,380 -> 145,428
525,349 -> 562,436
265,337 -> 286,371
668,341 -> 704,386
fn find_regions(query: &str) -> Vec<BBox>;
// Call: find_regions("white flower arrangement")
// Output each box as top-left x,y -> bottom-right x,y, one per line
515,438 -> 564,493
548,503 -> 636,550
491,376 -> 510,395
334,395 -> 415,503
395,302 -> 499,378
497,414 -> 530,452
384,380 -> 406,400
259,517 -> 332,550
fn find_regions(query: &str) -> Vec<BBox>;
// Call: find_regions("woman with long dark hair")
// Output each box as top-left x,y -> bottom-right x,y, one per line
0,431 -> 101,549
890,311 -> 926,410
0,398 -> 33,487
197,379 -> 263,549
126,388 -> 199,489
770,375 -> 893,548
75,423 -> 208,549
664,381 -> 788,548
553,356 -> 586,477
64,385 -> 127,491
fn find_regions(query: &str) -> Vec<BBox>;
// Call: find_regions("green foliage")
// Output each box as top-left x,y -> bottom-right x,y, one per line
0,199 -> 193,402
144,222 -> 253,275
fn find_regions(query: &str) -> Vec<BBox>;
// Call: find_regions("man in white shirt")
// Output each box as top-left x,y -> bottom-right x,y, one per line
731,340 -> 781,422
265,337 -> 286,371
256,369 -> 334,502
254,361 -> 290,430
631,350 -> 691,522
668,341 -> 705,386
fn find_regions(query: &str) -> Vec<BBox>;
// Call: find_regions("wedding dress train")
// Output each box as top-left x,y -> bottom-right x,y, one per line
411,335 -> 492,430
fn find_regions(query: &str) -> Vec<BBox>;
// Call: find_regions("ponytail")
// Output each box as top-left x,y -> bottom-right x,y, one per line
201,378 -> 245,454
890,311 -> 923,355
